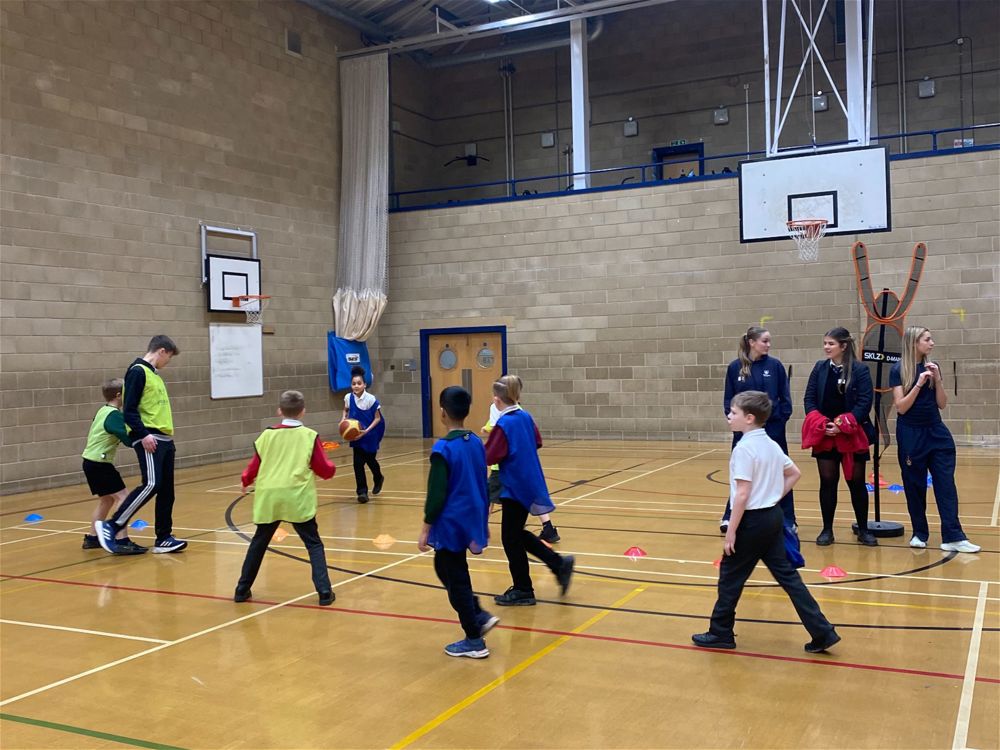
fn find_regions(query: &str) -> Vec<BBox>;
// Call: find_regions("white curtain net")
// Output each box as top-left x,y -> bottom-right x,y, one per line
334,53 -> 389,342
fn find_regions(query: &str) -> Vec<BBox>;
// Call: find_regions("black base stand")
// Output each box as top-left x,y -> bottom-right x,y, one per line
853,520 -> 905,538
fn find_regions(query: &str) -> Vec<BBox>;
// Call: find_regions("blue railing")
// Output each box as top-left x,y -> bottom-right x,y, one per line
389,122 -> 999,212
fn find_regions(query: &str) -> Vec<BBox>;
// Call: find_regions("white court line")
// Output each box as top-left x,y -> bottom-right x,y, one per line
0,527 -> 89,546
0,548 -> 430,708
952,581 -> 989,750
0,619 -> 168,644
991,470 -> 999,526
557,448 -> 718,507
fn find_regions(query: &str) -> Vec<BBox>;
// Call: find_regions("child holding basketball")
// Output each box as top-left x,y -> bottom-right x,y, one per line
235,390 -> 336,605
417,386 -> 498,658
481,375 -> 559,543
81,378 -> 145,554
343,365 -> 385,504
486,375 -> 574,606
693,391 -> 840,653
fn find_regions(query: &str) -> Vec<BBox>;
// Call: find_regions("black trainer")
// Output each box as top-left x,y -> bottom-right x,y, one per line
815,530 -> 835,546
805,630 -> 841,653
856,531 -> 878,547
372,477 -> 384,496
357,493 -> 369,504
539,524 -> 560,544
494,587 -> 536,606
692,632 -> 737,649
555,555 -> 575,596
233,587 -> 252,603
82,534 -> 101,550
116,538 -> 148,555
318,590 -> 335,606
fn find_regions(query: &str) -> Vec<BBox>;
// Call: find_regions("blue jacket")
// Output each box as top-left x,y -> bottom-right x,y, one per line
723,355 -> 792,426
804,359 -> 875,442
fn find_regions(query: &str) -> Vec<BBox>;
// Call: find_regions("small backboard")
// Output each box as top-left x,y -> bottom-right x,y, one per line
206,254 -> 261,313
739,145 -> 891,243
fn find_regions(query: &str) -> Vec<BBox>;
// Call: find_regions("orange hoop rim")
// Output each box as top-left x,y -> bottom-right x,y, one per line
232,294 -> 272,308
786,218 -> 828,237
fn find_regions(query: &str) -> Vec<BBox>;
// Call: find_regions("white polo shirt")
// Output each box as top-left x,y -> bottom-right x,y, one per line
729,428 -> 794,510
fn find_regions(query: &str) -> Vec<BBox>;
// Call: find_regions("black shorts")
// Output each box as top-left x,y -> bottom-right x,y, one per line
82,459 -> 125,497
487,470 -> 502,504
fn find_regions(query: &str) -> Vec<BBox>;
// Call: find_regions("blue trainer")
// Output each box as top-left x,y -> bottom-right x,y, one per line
93,521 -> 118,554
444,638 -> 489,659
152,536 -> 188,554
476,611 -> 500,637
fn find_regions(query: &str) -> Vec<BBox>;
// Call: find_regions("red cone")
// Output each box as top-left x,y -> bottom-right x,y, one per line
624,546 -> 647,558
820,565 -> 847,578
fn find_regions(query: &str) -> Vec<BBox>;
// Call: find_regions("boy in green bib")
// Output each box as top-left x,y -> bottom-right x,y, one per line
235,390 -> 337,605
81,379 -> 145,554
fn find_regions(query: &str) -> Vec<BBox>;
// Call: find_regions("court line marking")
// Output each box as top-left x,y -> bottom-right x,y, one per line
991,470 -> 1000,527
557,448 -> 718,507
389,586 -> 648,750
0,713 -> 186,750
0,528 -> 89,546
556,502 -> 999,522
0,619 -> 168,644
952,581 -> 989,750
0,550 -> 430,709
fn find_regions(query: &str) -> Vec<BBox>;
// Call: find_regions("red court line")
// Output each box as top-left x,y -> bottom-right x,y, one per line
4,574 -> 997,685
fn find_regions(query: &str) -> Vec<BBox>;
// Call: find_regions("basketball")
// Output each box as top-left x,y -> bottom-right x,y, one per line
339,418 -> 362,441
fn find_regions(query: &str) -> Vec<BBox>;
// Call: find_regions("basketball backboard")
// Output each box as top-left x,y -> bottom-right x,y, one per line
205,254 -> 261,313
738,145 -> 891,243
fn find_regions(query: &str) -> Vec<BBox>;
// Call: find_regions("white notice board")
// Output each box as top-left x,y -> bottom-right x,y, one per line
209,324 -> 263,399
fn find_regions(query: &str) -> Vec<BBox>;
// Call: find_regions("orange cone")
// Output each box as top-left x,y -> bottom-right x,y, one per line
372,533 -> 396,550
713,558 -> 722,568
272,527 -> 288,542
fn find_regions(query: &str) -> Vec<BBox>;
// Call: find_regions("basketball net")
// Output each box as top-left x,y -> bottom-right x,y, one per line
234,295 -> 270,325
787,219 -> 827,263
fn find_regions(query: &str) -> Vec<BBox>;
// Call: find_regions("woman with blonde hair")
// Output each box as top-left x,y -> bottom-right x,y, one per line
889,327 -> 979,552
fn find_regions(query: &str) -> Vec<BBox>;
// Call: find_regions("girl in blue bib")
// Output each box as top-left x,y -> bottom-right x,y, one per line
342,366 -> 385,503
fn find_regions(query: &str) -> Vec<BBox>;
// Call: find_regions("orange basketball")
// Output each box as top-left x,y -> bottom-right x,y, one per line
339,418 -> 362,441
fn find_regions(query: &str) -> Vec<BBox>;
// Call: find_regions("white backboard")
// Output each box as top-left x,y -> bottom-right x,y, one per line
738,146 -> 891,243
205,254 -> 261,313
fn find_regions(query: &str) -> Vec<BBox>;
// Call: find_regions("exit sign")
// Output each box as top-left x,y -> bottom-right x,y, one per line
670,139 -> 687,146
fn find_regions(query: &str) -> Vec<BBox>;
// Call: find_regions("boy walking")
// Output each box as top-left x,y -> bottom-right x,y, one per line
81,378 -> 145,554
693,391 -> 841,653
95,335 -> 186,554
417,386 -> 498,658
235,390 -> 336,605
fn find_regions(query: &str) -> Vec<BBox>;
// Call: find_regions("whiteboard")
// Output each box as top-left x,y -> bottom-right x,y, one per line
209,324 -> 264,399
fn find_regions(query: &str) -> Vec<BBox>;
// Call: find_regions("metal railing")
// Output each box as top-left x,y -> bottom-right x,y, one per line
389,122 -> 998,212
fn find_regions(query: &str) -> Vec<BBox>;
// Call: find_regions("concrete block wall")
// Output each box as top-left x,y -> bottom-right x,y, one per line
391,0 -> 999,201
1,1 -> 355,493
378,150 -> 999,445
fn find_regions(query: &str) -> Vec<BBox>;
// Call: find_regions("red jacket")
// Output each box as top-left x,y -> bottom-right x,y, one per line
801,410 -> 869,478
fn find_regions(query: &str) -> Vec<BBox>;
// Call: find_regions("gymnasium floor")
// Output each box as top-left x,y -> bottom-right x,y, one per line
1,438 -> 997,750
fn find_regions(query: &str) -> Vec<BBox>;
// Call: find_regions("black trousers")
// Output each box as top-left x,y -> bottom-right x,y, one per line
352,446 -> 382,494
499,498 -> 563,593
710,505 -> 833,640
434,548 -> 485,640
110,439 -> 176,541
237,517 -> 332,594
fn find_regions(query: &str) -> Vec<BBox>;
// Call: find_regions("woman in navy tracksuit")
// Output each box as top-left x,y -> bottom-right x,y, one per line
890,326 -> 980,553
803,327 -> 877,547
720,326 -> 796,532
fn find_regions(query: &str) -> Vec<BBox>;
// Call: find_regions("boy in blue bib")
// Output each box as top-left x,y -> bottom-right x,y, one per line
418,386 -> 498,658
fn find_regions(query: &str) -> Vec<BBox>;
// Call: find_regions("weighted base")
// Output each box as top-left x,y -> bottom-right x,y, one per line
852,520 -> 905,538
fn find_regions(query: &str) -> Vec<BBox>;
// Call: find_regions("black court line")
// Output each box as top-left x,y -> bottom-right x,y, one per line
223,495 -> 992,634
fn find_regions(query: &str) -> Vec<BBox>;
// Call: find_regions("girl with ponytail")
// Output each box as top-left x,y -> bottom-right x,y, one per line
720,326 -> 795,532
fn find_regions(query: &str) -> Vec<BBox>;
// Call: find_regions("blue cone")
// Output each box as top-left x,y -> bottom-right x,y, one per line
887,483 -> 905,493
24,513 -> 43,523
129,519 -> 149,530
926,474 -> 934,487
865,483 -> 875,493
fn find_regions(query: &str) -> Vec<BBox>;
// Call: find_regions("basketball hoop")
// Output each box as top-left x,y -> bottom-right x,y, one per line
233,295 -> 271,325
787,219 -> 827,262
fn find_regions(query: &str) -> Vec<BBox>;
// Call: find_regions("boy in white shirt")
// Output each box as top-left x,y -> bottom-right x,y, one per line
693,391 -> 841,653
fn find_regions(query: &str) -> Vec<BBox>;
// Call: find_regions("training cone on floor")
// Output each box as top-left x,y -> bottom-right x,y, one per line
624,546 -> 647,559
820,565 -> 847,579
272,527 -> 288,542
887,483 -> 905,493
23,513 -> 43,523
713,558 -> 722,568
129,519 -> 149,530
372,533 -> 396,550
322,441 -> 339,452
868,472 -> 889,488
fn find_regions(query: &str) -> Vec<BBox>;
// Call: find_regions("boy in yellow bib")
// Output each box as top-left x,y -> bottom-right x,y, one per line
235,390 -> 337,605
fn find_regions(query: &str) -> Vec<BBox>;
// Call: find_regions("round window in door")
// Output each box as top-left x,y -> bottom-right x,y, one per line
438,347 -> 458,370
476,346 -> 495,369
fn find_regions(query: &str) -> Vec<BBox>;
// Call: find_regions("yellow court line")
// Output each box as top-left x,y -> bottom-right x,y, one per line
389,585 -> 647,750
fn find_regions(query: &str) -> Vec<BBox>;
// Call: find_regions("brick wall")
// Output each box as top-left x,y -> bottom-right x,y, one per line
1,0 -> 354,492
378,150 -> 999,445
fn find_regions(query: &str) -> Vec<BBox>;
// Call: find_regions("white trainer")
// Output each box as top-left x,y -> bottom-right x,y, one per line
908,536 -> 927,549
940,540 -> 981,554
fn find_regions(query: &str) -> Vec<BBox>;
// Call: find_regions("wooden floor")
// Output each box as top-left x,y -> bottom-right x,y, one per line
1,438 -> 998,750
